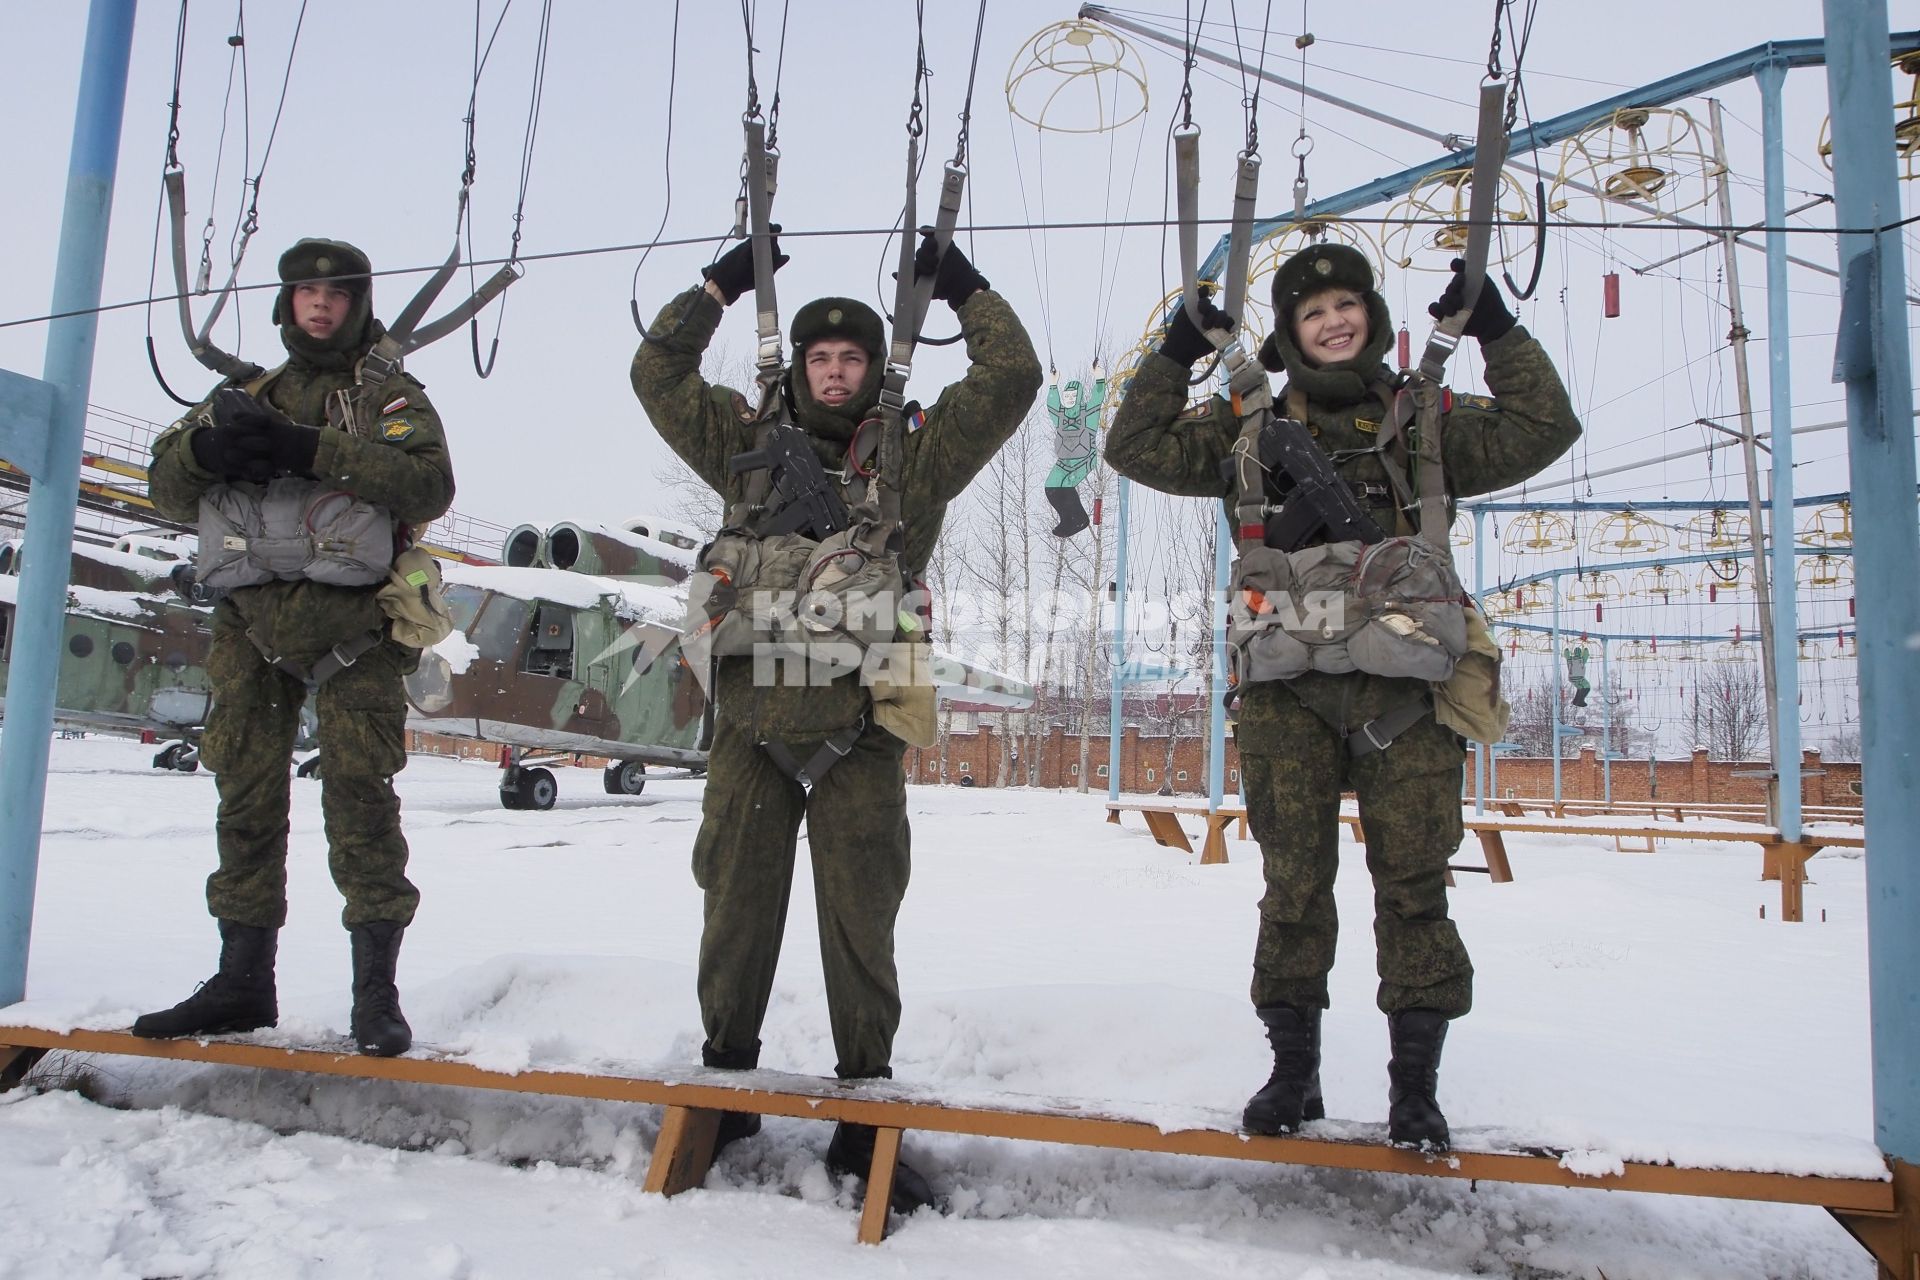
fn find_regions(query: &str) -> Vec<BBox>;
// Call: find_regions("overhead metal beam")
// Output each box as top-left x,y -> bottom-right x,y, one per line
1080,7 -> 1920,289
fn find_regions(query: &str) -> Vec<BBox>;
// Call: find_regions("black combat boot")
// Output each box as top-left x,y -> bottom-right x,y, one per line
1242,1003 -> 1324,1134
825,1121 -> 936,1215
348,921 -> 412,1057
1385,1008 -> 1451,1150
701,1040 -> 764,1155
1044,485 -> 1089,538
132,919 -> 278,1038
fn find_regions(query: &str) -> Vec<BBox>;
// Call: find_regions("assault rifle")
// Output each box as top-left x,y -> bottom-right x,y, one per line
730,422 -> 850,540
1255,416 -> 1386,550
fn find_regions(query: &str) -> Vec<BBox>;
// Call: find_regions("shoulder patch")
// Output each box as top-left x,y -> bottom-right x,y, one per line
381,419 -> 415,442
1177,401 -> 1211,420
730,391 -> 755,423
1455,393 -> 1499,412
1352,418 -> 1380,435
381,395 -> 409,414
907,408 -> 926,434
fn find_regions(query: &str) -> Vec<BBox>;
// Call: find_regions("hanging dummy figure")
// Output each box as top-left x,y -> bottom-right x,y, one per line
1043,360 -> 1106,537
1564,644 -> 1592,708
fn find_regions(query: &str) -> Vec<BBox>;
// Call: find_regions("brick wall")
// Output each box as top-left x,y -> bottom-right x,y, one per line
904,726 -> 1243,794
904,732 -> 1862,808
1481,746 -> 1859,808
410,728 -> 1861,810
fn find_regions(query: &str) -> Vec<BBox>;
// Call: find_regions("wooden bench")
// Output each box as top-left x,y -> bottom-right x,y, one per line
1489,797 -> 1863,826
1460,816 -> 1864,923
1108,804 -> 1500,886
1104,802 -> 1241,865
0,1024 -> 1909,1270
1322,809 -> 1859,922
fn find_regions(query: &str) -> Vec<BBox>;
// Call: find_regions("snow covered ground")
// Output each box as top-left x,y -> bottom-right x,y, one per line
0,737 -> 1882,1278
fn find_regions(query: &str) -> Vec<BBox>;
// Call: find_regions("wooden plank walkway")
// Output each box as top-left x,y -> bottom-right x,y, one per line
2,1023 -> 1907,1262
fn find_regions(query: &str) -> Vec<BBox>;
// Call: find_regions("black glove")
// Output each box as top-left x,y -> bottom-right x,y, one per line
199,388 -> 319,480
701,225 -> 788,305
189,416 -> 277,484
211,386 -> 296,434
1427,257 -> 1515,342
271,422 -> 322,477
1160,290 -> 1231,366
913,229 -> 988,308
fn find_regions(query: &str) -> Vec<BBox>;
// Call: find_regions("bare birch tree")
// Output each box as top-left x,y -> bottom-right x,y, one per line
1699,658 -> 1768,761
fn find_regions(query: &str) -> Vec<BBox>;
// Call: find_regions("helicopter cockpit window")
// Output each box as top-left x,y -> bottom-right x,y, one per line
467,594 -> 529,665
524,603 -> 575,679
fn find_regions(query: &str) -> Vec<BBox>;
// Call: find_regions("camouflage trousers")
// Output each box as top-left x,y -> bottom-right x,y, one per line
200,613 -> 418,929
1239,681 -> 1473,1018
692,714 -> 910,1079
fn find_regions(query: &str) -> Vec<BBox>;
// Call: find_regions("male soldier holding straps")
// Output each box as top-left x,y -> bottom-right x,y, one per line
633,231 -> 1040,1209
136,239 -> 454,1058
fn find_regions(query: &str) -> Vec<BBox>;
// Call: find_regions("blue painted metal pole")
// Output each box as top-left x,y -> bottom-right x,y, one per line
0,0 -> 138,1008
1550,575 -> 1563,806
1601,640 -> 1613,805
1207,505 -> 1229,810
1107,476 -> 1132,801
1758,60 -> 1803,841
1473,508 -> 1487,814
1822,0 -> 1920,1164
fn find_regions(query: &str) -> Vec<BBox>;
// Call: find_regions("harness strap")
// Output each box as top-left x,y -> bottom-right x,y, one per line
743,114 -> 784,381
164,169 -> 264,383
1411,81 -> 1508,547
865,146 -> 964,559
246,626 -> 385,691
1344,695 -> 1433,758
759,718 -> 864,790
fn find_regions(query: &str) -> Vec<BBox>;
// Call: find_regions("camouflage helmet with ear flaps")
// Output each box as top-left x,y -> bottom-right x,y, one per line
273,238 -> 375,363
789,297 -> 886,362
272,238 -> 372,318
1268,242 -> 1375,320
786,297 -> 887,440
1262,242 -> 1395,401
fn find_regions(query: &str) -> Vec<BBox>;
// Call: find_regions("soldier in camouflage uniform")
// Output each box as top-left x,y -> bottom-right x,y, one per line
633,230 -> 1041,1207
1105,245 -> 1579,1148
134,239 -> 455,1058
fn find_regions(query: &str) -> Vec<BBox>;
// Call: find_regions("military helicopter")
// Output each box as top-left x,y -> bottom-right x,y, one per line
424,516 -> 1036,810
0,532 -> 221,771
0,488 -> 1034,810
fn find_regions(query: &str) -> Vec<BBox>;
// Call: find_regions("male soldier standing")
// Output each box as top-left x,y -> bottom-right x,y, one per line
632,231 -> 1040,1209
134,239 -> 454,1058
1106,246 -> 1579,1148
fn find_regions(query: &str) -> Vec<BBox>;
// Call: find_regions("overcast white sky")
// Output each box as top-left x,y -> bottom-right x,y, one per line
2,1 -> 1915,567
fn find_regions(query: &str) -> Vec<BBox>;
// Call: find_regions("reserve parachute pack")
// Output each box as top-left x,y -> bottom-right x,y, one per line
1228,529 -> 1470,685
1225,412 -> 1470,689
195,477 -> 395,591
190,364 -> 402,592
687,416 -> 909,671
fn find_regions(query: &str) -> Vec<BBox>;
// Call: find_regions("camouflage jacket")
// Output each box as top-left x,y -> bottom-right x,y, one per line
1104,325 -> 1580,744
632,285 -> 1042,739
148,361 -> 455,662
1105,324 -> 1580,522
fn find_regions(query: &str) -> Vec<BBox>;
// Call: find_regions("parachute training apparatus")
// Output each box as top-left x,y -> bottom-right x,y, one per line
1003,19 -> 1152,539
145,0 -> 533,405
1140,0 -> 1524,762
676,0 -> 989,785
